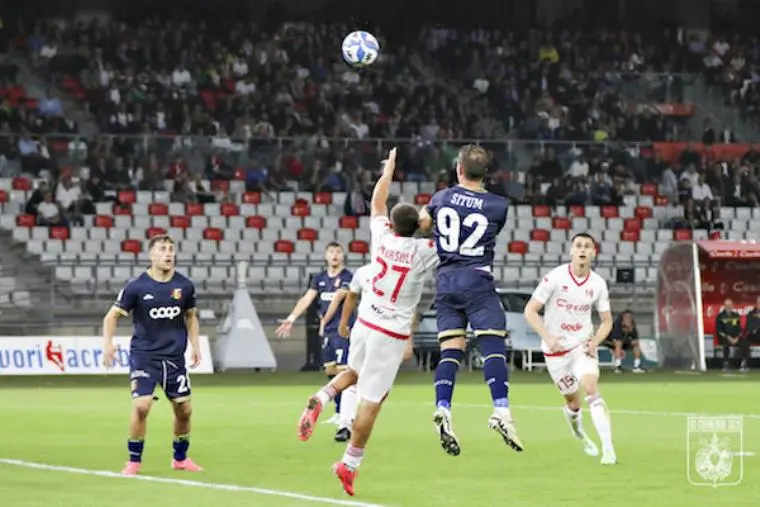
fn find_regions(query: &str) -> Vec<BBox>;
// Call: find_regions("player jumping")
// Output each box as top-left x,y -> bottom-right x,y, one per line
523,232 -> 617,465
419,144 -> 523,456
297,147 -> 437,496
102,234 -> 203,475
276,242 -> 357,441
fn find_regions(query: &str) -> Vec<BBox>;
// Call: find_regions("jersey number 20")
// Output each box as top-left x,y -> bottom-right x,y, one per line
436,207 -> 488,256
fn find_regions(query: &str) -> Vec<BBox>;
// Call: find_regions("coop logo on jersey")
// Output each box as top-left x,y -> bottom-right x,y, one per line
149,306 -> 182,319
171,288 -> 182,300
687,415 -> 744,487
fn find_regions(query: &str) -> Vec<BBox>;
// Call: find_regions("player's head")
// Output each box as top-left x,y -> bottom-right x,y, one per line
621,310 -> 634,328
390,202 -> 419,237
324,242 -> 344,269
569,233 -> 597,266
456,144 -> 490,183
724,298 -> 733,311
148,234 -> 176,272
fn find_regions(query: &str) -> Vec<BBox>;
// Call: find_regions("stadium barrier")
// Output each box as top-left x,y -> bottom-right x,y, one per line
656,240 -> 760,371
0,336 -> 214,375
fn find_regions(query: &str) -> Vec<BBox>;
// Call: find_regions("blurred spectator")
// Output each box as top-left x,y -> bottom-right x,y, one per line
36,192 -> 66,226
603,310 -> 645,374
715,298 -> 749,373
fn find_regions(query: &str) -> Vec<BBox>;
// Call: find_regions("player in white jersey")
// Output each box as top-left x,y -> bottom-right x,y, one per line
296,147 -> 438,496
523,233 -> 617,465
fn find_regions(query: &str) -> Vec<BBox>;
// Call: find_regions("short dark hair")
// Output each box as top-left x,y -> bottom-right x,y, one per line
148,234 -> 175,249
325,242 -> 343,251
571,232 -> 597,245
390,203 -> 419,237
457,144 -> 490,181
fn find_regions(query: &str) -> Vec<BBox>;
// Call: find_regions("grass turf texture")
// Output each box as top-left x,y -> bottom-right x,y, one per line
1,371 -> 758,507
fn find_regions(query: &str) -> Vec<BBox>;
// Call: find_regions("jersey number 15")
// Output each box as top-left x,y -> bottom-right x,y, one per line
372,257 -> 410,303
436,207 -> 488,256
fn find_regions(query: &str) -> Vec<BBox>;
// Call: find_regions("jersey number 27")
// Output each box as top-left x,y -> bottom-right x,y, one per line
372,257 -> 410,303
436,207 -> 488,256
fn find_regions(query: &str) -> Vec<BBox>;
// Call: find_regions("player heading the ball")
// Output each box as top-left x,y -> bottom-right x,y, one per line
523,233 -> 618,465
418,144 -> 523,456
102,234 -> 203,475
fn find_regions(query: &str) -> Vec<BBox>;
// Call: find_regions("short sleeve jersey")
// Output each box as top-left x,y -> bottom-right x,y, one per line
114,271 -> 197,359
427,185 -> 508,273
531,264 -> 611,354
310,268 -> 354,334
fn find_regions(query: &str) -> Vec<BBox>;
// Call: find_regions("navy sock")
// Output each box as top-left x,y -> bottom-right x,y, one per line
127,438 -> 144,463
434,349 -> 465,409
483,354 -> 510,408
327,375 -> 342,414
173,434 -> 190,461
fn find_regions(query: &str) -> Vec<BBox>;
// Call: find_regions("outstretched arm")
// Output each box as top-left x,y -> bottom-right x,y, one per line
370,147 -> 397,218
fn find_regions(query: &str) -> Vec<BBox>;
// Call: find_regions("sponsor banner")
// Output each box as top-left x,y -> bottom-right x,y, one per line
699,255 -> 760,340
632,103 -> 695,117
652,142 -> 757,164
0,336 -> 214,375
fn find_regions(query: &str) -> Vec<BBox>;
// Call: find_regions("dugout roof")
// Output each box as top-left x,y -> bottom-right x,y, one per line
697,240 -> 760,259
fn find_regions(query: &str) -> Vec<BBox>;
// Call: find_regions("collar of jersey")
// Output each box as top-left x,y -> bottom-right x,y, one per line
456,183 -> 487,193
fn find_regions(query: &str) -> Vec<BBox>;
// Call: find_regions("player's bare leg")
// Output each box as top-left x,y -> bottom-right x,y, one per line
323,363 -> 342,425
581,374 -> 617,465
333,397 -> 383,496
122,397 -> 153,475
563,392 -> 599,457
433,337 -> 465,456
170,399 -> 203,471
299,369 -> 358,441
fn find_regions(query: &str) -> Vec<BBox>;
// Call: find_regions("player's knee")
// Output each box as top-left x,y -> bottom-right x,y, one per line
580,375 -> 599,397
173,400 -> 192,421
564,394 -> 582,411
132,398 -> 153,419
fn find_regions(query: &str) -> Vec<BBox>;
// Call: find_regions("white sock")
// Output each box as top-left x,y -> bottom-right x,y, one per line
339,386 -> 358,428
614,358 -> 622,368
494,406 -> 513,421
586,395 -> 614,451
316,384 -> 337,406
342,445 -> 364,471
634,358 -> 641,368
563,405 -> 583,437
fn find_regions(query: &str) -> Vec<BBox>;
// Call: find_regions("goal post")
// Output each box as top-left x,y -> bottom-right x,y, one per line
655,240 -> 760,371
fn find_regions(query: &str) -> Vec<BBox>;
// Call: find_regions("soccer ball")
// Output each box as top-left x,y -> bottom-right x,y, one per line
341,30 -> 380,68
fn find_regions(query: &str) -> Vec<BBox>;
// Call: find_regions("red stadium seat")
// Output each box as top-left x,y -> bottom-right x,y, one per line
291,203 -> 311,217
220,203 -> 239,217
170,215 -> 191,228
709,231 -> 722,240
532,205 -> 551,217
274,239 -> 295,254
415,193 -> 432,205
203,227 -> 224,241
233,168 -> 246,180
112,204 -> 132,216
246,215 -> 267,229
530,228 -> 550,241
12,177 -> 31,191
0,189 -> 8,203
211,180 -> 230,192
313,192 -> 333,205
118,190 -> 136,204
620,230 -> 640,242
185,203 -> 204,216
146,227 -> 167,239
640,183 -> 657,196
634,206 -> 653,219
552,216 -> 571,230
673,229 -> 693,241
242,192 -> 262,205
298,227 -> 318,241
601,205 -> 619,219
121,239 -> 142,254
339,216 -> 359,229
15,214 -> 35,227
294,197 -> 309,206
568,205 -> 585,217
49,226 -> 69,240
148,202 -> 168,215
508,241 -> 528,254
623,218 -> 641,231
349,240 -> 369,254
654,195 -> 669,206
94,215 -> 114,228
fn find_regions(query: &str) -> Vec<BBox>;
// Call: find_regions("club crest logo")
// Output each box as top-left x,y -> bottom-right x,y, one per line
171,288 -> 182,300
687,416 -> 744,487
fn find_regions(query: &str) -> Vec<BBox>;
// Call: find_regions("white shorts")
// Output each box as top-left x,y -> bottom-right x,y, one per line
544,346 -> 599,396
347,320 -> 408,404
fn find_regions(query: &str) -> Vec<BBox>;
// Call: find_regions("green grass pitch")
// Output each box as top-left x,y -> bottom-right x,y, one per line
0,371 -> 758,507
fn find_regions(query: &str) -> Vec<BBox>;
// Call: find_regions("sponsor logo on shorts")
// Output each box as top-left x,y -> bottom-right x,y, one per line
149,306 -> 182,319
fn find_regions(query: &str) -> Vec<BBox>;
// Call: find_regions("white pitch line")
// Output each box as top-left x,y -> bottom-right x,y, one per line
0,459 -> 386,507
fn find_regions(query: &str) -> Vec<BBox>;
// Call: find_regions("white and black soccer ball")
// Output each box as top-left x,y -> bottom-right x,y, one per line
341,30 -> 380,68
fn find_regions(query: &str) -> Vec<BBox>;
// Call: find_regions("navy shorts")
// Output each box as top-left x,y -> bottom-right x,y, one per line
129,355 -> 191,400
435,269 -> 507,341
322,332 -> 350,368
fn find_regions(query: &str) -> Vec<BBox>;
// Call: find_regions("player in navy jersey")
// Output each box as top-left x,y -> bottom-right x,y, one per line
419,144 -> 524,456
276,242 -> 357,441
101,235 -> 203,476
